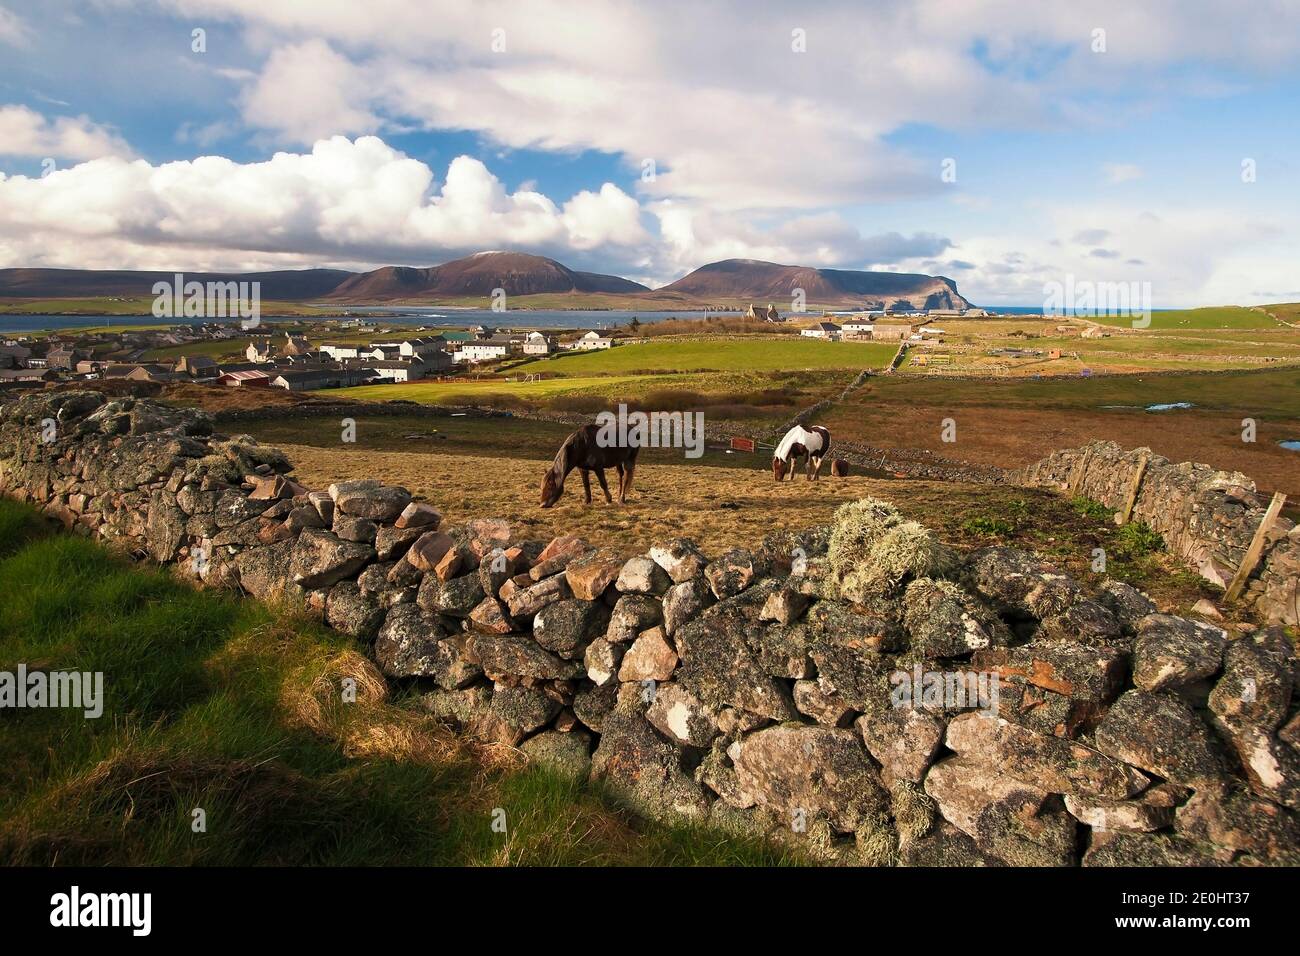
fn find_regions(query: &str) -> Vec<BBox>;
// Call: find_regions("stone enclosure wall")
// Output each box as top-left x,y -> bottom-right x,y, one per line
1020,441 -> 1299,626
1,390 -> 1298,866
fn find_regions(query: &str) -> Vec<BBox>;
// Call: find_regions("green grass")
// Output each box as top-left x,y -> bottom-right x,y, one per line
1089,306 -> 1282,330
515,338 -> 897,375
0,499 -> 797,866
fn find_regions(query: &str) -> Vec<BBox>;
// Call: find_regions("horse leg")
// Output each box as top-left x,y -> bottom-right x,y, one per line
810,456 -> 824,480
620,460 -> 636,503
595,468 -> 613,503
580,468 -> 592,504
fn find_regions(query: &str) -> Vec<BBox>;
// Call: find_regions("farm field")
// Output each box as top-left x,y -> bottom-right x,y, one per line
513,338 -> 896,375
1089,306 -> 1283,330
824,368 -> 1300,496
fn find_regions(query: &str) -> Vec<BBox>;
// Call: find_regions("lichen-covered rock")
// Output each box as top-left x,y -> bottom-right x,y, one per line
433,572 -> 486,618
1209,627 -> 1295,729
584,638 -> 623,687
1175,786 -> 1300,863
589,699 -> 709,822
1036,599 -> 1124,648
759,586 -> 811,626
533,598 -> 609,660
520,729 -> 593,780
675,602 -> 797,721
1096,579 -> 1157,632
374,604 -> 480,688
661,577 -> 713,637
405,530 -> 455,574
974,640 -> 1127,736
1064,783 -> 1184,833
1131,614 -> 1226,692
325,581 -> 385,639
900,821 -> 1004,867
328,480 -> 411,521
572,679 -> 618,732
729,723 -> 886,833
289,528 -> 373,590
615,555 -> 671,595
902,577 -> 1010,656
1094,690 -> 1226,788
704,548 -> 760,599
471,633 -> 585,681
605,593 -> 662,643
857,708 -> 944,785
489,684 -> 561,744
648,538 -> 708,584
233,539 -> 299,600
468,596 -> 514,634
924,757 -> 1077,866
506,572 -> 571,619
792,680 -> 854,727
945,711 -> 1149,798
646,683 -> 719,747
1083,831 -> 1222,867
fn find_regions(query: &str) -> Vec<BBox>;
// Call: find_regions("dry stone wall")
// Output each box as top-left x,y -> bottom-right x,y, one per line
1020,441 -> 1299,626
2,390 -> 1298,866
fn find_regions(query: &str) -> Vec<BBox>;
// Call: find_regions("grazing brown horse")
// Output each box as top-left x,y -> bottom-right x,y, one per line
772,424 -> 831,481
540,424 -> 639,508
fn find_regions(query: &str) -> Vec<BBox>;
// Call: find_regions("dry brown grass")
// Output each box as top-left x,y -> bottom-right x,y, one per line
277,442 -> 1014,554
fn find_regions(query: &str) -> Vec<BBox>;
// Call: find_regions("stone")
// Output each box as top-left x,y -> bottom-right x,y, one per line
648,538 -> 707,584
944,711 -> 1149,799
900,821 -> 1004,867
661,578 -> 713,637
704,548 -> 758,599
332,514 -> 377,544
923,757 -> 1077,867
477,548 -> 517,596
645,683 -> 719,747
325,582 -> 385,639
857,709 -> 944,785
1131,614 -> 1226,692
373,523 -> 424,562
564,549 -> 624,600
534,598 -> 609,659
759,586 -> 811,626
902,577 -> 1010,656
792,680 -> 854,727
1191,597 -> 1223,620
233,539 -> 298,600
471,634 -> 586,681
405,530 -> 455,574
529,535 -> 588,580
520,730 -> 592,780
1083,831 -> 1221,867
506,573 -> 571,619
674,602 -> 798,722
434,544 -> 465,582
1096,579 -> 1158,631
1036,599 -> 1124,648
374,605 -> 480,688
1208,628 -> 1294,730
584,639 -> 624,686
730,724 -> 886,833
717,707 -> 769,737
973,640 -> 1126,735
1216,722 -> 1300,809
1094,690 -> 1226,788
289,528 -> 374,590
489,684 -> 561,743
605,593 -> 663,643
468,597 -> 514,634
1064,785 -> 1181,834
572,680 -> 618,732
329,480 -> 411,521
1175,786 -> 1300,863
307,490 -> 334,524
615,555 -> 671,595
618,626 -> 678,683
433,573 -> 486,618
394,501 -> 441,530
589,702 -> 709,822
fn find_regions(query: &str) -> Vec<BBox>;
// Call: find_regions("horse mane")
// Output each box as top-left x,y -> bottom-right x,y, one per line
550,431 -> 580,485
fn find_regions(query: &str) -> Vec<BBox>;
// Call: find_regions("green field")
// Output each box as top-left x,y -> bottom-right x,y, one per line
515,338 -> 896,375
0,297 -> 344,317
0,499 -> 794,866
1090,306 -> 1282,330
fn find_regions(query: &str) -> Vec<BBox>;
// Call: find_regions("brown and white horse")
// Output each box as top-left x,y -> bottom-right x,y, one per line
540,424 -> 640,508
772,424 -> 831,481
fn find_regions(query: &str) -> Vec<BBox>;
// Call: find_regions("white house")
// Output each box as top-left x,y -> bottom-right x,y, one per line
841,321 -> 874,335
366,358 -> 428,382
523,331 -> 557,355
572,331 -> 613,351
320,343 -> 361,361
800,322 -> 841,339
455,339 -> 512,363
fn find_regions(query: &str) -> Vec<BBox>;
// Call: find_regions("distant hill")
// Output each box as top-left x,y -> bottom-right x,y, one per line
0,268 -> 353,300
659,258 -> 973,310
327,252 -> 648,300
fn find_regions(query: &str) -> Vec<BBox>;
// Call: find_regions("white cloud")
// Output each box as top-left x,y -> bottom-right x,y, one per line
0,5 -> 30,47
0,104 -> 133,161
1103,163 -> 1143,183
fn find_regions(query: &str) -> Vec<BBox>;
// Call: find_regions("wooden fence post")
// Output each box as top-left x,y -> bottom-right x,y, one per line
1118,452 -> 1150,525
1225,492 -> 1287,604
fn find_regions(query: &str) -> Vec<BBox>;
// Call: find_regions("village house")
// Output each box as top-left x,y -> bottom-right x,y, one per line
319,342 -> 362,361
571,331 -> 614,351
841,320 -> 875,336
800,321 -> 841,340
745,303 -> 782,322
174,355 -> 219,379
870,324 -> 915,342
455,337 -> 514,363
0,368 -> 58,384
217,370 -> 272,388
523,331 -> 557,355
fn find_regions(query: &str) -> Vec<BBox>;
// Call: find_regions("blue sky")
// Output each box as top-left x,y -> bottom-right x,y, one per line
1,0 -> 1299,306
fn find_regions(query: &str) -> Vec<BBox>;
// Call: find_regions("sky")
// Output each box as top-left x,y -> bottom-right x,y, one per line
1,0 -> 1299,306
